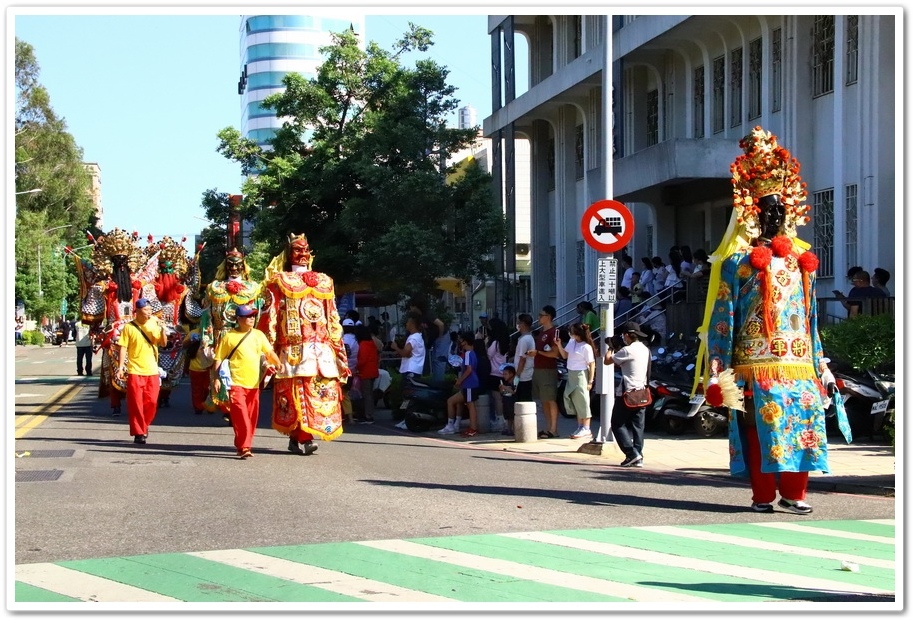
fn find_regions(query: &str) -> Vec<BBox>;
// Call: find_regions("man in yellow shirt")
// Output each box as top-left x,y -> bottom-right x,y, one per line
116,298 -> 167,445
213,305 -> 280,459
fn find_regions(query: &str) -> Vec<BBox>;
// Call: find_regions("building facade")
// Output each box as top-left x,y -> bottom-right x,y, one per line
82,162 -> 102,228
238,14 -> 366,149
484,14 -> 898,323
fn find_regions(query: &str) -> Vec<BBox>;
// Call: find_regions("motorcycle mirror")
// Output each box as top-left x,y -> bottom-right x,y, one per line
657,347 -> 666,354
686,363 -> 695,371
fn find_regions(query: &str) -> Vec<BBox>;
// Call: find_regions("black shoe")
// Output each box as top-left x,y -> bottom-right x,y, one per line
77,371 -> 83,376
112,407 -> 121,417
302,441 -> 318,456
133,435 -> 146,445
751,502 -> 775,513
620,454 -> 643,467
288,437 -> 305,455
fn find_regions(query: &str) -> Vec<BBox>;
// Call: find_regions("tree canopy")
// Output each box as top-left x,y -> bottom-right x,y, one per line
14,38 -> 99,321
215,25 -> 506,303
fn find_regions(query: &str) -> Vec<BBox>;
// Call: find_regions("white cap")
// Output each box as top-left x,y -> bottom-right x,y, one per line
342,319 -> 355,326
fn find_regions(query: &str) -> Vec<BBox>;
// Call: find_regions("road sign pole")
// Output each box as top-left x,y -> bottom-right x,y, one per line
595,298 -> 615,444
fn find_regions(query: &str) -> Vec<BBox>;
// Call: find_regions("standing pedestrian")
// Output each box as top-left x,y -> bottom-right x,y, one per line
512,313 -> 536,405
603,321 -> 651,466
75,321 -> 94,376
440,332 -> 480,436
355,324 -> 380,424
555,322 -> 596,440
697,127 -> 851,514
871,268 -> 891,296
577,301 -> 599,335
341,318 -> 360,424
498,364 -> 518,436
484,317 -> 510,432
391,314 -> 426,429
532,305 -> 561,439
212,305 -> 280,459
115,298 -> 167,445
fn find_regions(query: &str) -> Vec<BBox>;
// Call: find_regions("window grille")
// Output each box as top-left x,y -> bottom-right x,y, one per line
575,124 -> 584,179
549,246 -> 557,297
812,188 -> 835,278
693,65 -> 705,138
547,137 -> 556,191
647,89 -> 659,146
712,56 -> 725,134
572,16 -> 582,60
748,38 -> 762,120
845,184 -> 858,273
730,47 -> 743,127
846,16 -> 859,84
812,15 -> 835,97
576,241 -> 585,295
772,28 -> 783,112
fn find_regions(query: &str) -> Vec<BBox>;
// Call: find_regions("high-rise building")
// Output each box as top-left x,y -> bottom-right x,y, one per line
238,14 -> 366,149
458,105 -> 477,130
82,162 -> 102,228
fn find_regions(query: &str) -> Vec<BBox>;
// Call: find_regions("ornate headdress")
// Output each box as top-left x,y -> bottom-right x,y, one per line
150,235 -> 190,279
730,126 -> 809,239
214,247 -> 251,281
90,228 -> 145,276
263,233 -> 314,282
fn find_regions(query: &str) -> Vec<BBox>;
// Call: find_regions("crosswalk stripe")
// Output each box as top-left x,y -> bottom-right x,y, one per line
357,539 -> 713,602
636,526 -> 895,569
188,549 -> 456,602
501,532 -> 890,596
16,563 -> 181,602
864,519 -> 895,526
753,522 -> 895,545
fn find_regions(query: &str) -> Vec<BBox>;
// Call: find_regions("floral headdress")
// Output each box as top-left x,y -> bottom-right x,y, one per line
730,126 -> 809,239
90,228 -> 145,276
144,235 -> 190,279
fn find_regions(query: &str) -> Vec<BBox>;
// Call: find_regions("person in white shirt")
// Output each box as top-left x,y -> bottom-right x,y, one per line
512,313 -> 536,403
603,321 -> 651,467
554,322 -> 596,440
390,315 -> 426,429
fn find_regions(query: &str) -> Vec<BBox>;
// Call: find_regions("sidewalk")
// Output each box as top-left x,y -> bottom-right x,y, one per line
392,410 -> 897,498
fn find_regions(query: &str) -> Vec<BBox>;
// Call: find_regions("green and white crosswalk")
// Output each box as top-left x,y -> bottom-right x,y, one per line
14,519 -> 896,605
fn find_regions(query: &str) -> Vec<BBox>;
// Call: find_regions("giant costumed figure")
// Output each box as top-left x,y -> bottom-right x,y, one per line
200,248 -> 262,413
695,127 -> 851,515
259,234 -> 350,455
70,228 -> 160,416
143,235 -> 204,408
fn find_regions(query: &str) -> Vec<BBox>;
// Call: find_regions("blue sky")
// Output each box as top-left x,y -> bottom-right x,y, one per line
13,10 -> 499,254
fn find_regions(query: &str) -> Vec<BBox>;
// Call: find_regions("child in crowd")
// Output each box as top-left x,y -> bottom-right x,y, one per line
499,364 -> 518,436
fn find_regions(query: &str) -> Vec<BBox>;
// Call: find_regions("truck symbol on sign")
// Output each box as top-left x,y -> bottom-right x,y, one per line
594,215 -> 623,236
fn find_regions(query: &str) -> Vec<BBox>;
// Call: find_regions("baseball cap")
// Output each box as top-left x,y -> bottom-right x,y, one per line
479,312 -> 488,318
135,298 -> 150,309
236,304 -> 257,318
342,318 -> 355,326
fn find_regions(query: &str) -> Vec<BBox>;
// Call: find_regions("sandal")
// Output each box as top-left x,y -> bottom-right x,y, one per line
538,430 -> 549,439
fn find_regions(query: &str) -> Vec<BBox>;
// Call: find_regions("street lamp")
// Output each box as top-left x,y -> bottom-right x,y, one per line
16,188 -> 42,195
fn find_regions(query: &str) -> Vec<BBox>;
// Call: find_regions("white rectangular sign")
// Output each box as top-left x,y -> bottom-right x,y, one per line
596,258 -> 618,304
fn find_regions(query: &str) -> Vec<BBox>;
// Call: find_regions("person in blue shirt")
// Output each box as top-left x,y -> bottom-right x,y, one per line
439,331 -> 480,437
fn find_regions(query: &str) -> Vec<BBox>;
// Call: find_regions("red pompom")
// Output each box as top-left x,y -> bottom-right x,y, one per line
705,384 -> 724,408
749,245 -> 772,271
131,279 -> 141,289
798,251 -> 819,274
107,281 -> 118,292
181,236 -> 187,243
304,272 -> 320,287
197,244 -> 203,252
770,235 -> 793,258
226,281 -> 243,295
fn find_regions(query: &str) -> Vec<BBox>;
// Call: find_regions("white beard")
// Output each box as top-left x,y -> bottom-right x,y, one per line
291,265 -> 308,274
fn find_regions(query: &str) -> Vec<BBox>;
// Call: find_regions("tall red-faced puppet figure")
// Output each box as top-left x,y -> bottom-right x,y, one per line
258,234 -> 350,456
68,228 -> 160,416
695,127 -> 851,515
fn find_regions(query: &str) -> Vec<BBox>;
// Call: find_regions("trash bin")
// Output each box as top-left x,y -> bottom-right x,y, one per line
514,401 -> 537,443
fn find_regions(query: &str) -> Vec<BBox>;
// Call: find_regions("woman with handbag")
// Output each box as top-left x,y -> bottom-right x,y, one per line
603,321 -> 651,467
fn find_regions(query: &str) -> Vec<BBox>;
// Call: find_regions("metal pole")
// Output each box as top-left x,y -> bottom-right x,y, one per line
594,298 -> 615,443
37,244 -> 42,298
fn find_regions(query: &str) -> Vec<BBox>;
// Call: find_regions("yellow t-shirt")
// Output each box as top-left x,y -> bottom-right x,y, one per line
117,319 -> 163,376
214,328 -> 272,389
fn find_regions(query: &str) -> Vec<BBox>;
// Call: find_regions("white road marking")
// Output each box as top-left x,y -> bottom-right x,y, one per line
502,532 -> 892,596
636,525 -> 895,569
189,549 -> 455,602
357,539 -> 713,602
752,522 -> 895,545
16,562 -> 180,602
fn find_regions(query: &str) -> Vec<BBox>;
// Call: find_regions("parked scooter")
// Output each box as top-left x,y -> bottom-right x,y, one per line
400,356 -> 463,433
833,368 -> 895,442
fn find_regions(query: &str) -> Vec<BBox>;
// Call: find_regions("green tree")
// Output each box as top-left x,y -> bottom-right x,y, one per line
15,38 -> 98,321
215,25 -> 505,301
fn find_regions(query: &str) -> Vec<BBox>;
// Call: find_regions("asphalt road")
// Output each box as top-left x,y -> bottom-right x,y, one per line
13,344 -> 896,566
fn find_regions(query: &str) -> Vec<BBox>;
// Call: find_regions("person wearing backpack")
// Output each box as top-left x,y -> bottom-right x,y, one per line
115,298 -> 168,445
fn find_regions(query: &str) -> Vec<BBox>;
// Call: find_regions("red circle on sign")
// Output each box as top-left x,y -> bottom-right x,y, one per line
580,200 -> 634,253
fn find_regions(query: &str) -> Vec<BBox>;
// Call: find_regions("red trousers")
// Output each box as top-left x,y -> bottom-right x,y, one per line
228,385 -> 261,451
189,369 -> 210,412
743,426 -> 809,503
296,429 -> 314,443
126,374 -> 160,436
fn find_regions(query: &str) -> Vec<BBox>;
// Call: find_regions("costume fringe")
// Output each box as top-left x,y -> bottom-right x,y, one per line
733,363 -> 817,384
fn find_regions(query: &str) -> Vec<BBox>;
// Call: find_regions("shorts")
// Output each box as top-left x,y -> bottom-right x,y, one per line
485,375 -> 502,392
515,379 -> 533,402
532,368 -> 558,403
461,387 -> 481,403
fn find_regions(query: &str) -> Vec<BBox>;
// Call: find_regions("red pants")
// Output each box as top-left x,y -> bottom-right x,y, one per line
110,388 -> 124,409
126,374 -> 160,436
228,386 -> 261,451
296,429 -> 314,443
189,369 -> 210,412
743,426 -> 809,503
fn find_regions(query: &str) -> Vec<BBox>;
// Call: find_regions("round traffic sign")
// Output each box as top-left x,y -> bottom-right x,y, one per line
580,199 -> 634,253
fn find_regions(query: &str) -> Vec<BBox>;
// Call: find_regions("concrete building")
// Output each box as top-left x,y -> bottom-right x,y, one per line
484,14 -> 897,324
238,14 -> 366,149
82,162 -> 102,228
